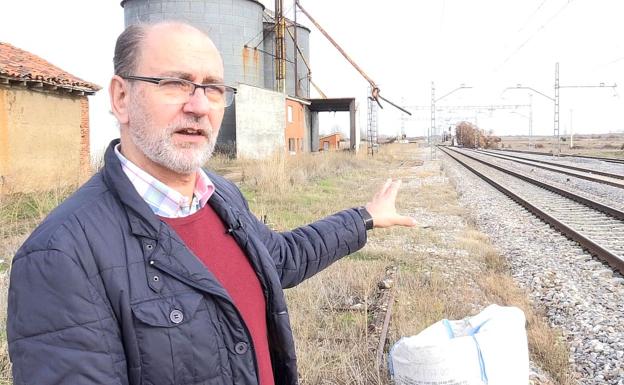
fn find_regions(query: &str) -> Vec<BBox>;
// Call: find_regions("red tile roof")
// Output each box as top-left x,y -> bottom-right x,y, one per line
0,42 -> 101,94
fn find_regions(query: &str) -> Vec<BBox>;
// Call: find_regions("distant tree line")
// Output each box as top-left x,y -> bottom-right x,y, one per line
454,121 -> 501,149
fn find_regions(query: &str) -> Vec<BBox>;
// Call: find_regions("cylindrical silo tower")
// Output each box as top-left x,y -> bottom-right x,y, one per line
120,0 -> 267,152
262,13 -> 311,98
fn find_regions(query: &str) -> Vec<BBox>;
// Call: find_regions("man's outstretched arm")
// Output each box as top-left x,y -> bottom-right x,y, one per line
248,178 -> 415,288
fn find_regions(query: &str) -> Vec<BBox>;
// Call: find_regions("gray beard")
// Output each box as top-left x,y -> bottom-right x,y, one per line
128,114 -> 216,174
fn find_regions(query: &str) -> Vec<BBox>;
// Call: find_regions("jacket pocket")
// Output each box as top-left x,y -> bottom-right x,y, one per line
131,292 -> 228,385
132,291 -> 203,327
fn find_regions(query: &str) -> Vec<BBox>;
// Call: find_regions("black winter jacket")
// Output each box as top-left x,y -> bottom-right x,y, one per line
7,139 -> 367,385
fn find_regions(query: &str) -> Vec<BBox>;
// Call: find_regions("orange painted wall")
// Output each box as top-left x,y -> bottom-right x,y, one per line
285,99 -> 305,154
319,133 -> 341,151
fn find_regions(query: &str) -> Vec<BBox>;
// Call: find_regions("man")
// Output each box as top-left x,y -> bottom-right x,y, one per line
7,21 -> 415,385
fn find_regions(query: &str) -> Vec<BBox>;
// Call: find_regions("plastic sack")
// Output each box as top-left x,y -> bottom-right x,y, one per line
388,304 -> 528,385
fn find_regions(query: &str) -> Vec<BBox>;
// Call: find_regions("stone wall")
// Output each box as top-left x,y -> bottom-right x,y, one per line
0,87 -> 88,193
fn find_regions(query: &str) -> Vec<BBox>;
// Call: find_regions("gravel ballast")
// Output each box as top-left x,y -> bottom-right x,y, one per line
442,152 -> 624,385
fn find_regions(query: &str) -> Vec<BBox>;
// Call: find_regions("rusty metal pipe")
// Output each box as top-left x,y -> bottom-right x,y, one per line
311,79 -> 327,99
378,94 -> 412,116
295,1 -> 377,89
295,1 -> 410,116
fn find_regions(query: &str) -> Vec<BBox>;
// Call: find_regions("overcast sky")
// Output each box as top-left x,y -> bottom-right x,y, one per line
1,0 -> 623,156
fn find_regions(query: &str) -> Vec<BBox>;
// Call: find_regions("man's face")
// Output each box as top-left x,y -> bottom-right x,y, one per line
124,25 -> 225,175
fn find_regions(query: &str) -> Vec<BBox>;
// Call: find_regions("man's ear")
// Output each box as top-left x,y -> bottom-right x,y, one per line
110,75 -> 130,125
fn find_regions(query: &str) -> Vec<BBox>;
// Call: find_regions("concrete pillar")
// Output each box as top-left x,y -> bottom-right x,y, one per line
310,111 -> 319,152
349,99 -> 356,151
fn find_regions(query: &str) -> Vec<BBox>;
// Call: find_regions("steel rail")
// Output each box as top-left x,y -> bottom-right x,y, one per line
472,150 -> 624,188
442,147 -> 624,220
477,149 -> 624,180
439,146 -> 624,274
490,148 -> 624,165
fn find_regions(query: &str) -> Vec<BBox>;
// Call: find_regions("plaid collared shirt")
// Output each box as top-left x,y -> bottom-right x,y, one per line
114,145 -> 215,218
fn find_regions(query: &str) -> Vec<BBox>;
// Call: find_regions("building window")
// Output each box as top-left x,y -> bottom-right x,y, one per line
323,141 -> 329,151
287,105 -> 293,123
289,138 -> 296,153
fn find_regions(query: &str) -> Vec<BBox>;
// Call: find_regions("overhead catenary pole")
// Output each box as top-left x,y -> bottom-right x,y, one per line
554,62 -> 560,154
529,94 -> 533,149
430,82 -> 472,157
570,109 -> 574,149
430,82 -> 435,147
400,97 -> 406,140
504,62 -> 616,156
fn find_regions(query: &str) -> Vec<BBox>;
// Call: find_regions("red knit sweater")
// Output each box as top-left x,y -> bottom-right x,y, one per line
161,205 -> 274,385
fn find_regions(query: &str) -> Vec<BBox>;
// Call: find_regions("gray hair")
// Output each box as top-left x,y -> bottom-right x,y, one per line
113,24 -> 149,77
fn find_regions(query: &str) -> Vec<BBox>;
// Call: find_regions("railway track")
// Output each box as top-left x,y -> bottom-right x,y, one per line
489,147 -> 624,165
461,148 -> 624,189
477,149 -> 624,186
439,146 -> 624,275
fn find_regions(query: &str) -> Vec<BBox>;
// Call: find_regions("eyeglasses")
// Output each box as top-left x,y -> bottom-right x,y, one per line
122,75 -> 237,108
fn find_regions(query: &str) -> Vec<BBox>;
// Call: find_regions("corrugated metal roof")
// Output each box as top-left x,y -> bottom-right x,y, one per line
0,42 -> 101,94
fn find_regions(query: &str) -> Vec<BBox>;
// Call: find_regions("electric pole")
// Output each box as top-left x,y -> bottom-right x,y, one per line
430,82 -> 435,148
570,109 -> 574,149
529,94 -> 533,149
504,62 -> 616,156
554,62 -> 560,154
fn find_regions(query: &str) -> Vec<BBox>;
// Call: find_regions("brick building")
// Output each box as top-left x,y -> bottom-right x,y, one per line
0,42 -> 100,194
285,96 -> 310,154
319,133 -> 341,151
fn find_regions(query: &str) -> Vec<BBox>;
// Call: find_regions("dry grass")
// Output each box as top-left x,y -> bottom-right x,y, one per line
0,143 -> 575,384
0,187 -> 73,263
287,260 -> 389,384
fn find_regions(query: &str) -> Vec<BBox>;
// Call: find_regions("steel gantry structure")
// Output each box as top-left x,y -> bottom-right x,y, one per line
504,62 -> 617,155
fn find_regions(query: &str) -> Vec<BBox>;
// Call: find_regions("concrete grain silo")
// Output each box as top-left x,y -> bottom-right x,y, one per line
262,11 -> 311,98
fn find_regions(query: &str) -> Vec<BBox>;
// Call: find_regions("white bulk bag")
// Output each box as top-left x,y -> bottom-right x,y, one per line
389,304 -> 529,385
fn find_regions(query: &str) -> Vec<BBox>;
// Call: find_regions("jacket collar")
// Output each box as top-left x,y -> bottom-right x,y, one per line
102,139 -> 164,238
102,139 -> 241,239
